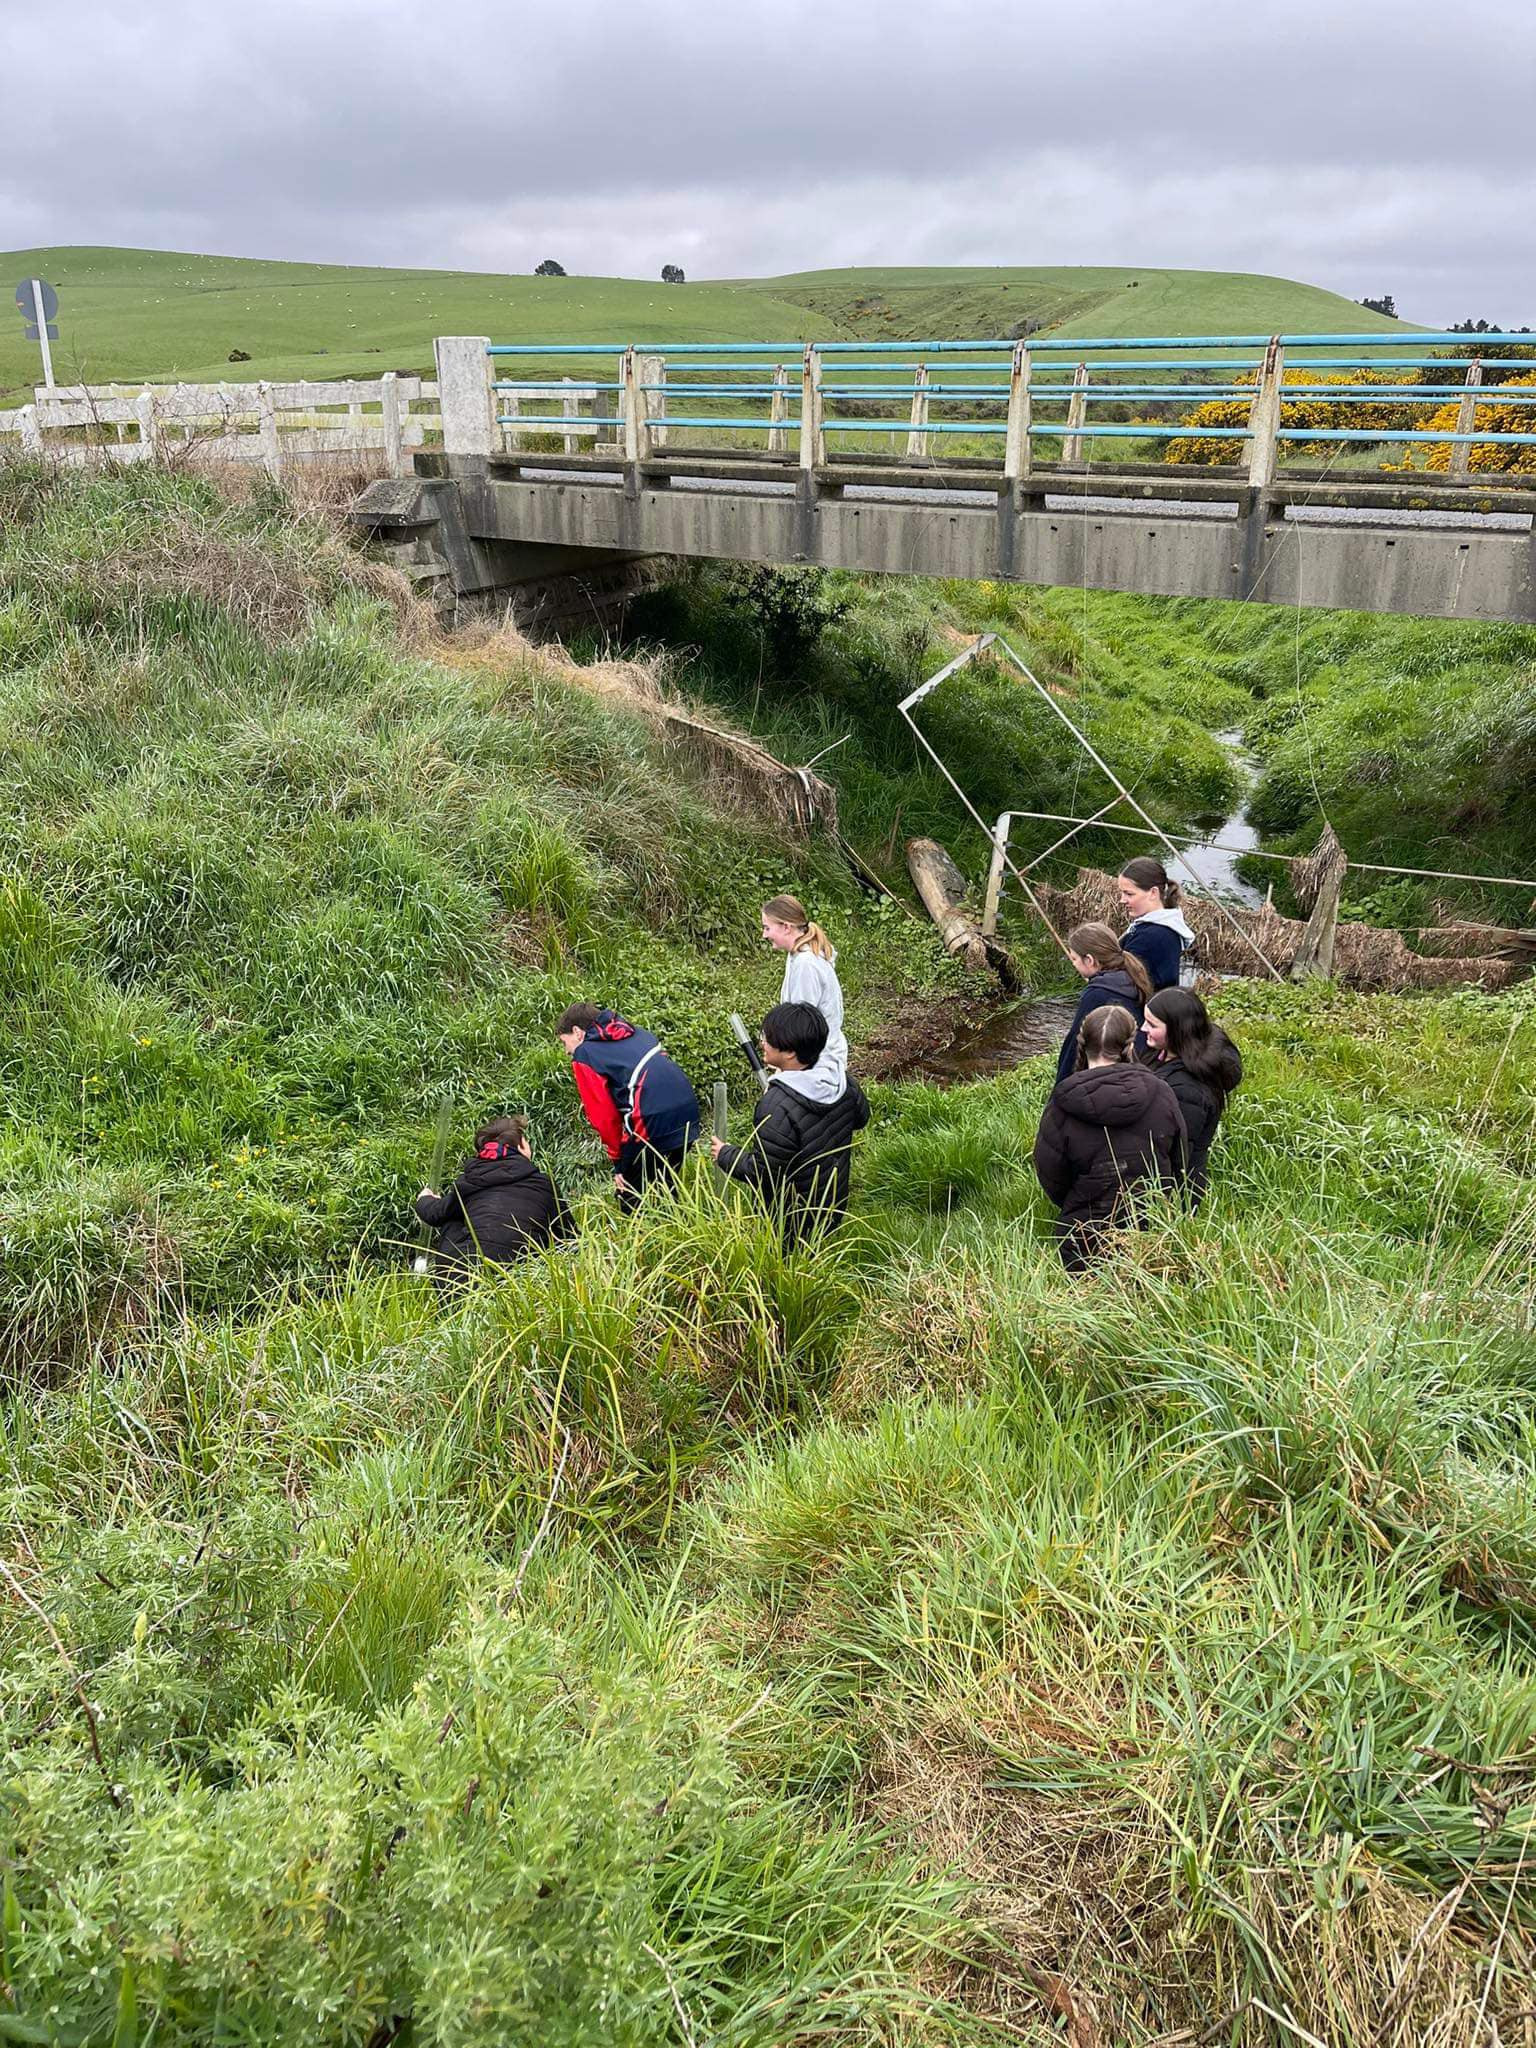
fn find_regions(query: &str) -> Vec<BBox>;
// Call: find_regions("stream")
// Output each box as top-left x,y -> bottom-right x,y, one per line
905,734 -> 1263,1084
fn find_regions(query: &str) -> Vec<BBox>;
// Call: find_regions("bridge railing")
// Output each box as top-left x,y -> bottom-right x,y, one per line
434,332 -> 1536,484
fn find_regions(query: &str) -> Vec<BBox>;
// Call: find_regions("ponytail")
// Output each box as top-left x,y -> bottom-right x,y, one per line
1067,922 -> 1153,1003
762,893 -> 835,960
1119,855 -> 1182,910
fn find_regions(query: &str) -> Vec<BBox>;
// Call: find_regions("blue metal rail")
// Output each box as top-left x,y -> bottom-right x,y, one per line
479,332 -> 1536,462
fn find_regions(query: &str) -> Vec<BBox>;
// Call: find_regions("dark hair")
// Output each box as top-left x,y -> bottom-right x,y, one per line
761,1000 -> 829,1068
556,1001 -> 602,1036
474,1114 -> 528,1151
1066,922 -> 1153,1003
1146,988 -> 1243,1107
1120,855 -> 1182,910
1076,1004 -> 1137,1069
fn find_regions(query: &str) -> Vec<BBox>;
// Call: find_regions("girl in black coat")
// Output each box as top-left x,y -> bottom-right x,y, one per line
1034,1004 -> 1187,1270
1141,988 -> 1243,1204
414,1115 -> 574,1279
1053,922 -> 1154,1086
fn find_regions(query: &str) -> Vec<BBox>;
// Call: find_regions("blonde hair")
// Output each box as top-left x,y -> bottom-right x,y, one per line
1066,922 -> 1153,1003
762,893 -> 834,961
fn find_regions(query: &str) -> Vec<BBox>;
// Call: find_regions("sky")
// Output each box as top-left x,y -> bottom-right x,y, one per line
4,0 -> 1534,326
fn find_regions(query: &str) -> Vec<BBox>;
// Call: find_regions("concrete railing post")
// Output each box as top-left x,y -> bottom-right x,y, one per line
639,354 -> 666,449
906,362 -> 931,459
800,344 -> 824,472
1063,361 -> 1089,463
433,335 -> 495,467
768,364 -> 790,454
135,388 -> 159,461
1448,359 -> 1483,481
257,382 -> 282,479
1003,343 -> 1033,482
380,371 -> 403,474
1246,337 -> 1284,489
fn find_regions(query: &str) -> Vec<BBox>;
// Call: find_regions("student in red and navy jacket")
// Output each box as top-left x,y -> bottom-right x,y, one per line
556,1002 -> 702,1209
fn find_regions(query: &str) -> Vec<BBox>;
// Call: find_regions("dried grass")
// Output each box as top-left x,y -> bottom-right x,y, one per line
874,1727 -> 1532,2047
434,617 -> 838,838
1036,869 -> 1524,992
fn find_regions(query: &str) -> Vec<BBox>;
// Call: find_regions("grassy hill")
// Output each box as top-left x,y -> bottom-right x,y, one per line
0,244 -> 1411,397
0,464 -> 1533,2043
745,262 -> 1413,345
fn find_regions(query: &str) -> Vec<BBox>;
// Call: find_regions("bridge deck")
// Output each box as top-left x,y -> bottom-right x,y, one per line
415,450 -> 1536,624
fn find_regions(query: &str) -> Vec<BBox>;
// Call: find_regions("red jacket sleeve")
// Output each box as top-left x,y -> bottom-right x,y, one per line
572,1059 -> 625,1161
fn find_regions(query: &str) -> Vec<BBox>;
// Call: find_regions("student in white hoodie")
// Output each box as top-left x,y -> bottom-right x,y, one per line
1116,858 -> 1196,992
760,894 -> 847,1081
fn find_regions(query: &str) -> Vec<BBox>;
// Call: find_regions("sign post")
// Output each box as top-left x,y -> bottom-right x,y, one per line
15,277 -> 59,390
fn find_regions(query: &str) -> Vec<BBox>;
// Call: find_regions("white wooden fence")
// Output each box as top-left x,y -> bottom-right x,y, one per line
0,374 -> 443,477
0,372 -> 609,476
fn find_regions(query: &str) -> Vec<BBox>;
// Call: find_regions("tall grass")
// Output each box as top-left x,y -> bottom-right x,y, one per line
2,465 -> 1533,2043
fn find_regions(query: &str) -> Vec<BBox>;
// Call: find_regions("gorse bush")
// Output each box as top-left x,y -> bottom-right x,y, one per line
2,466 -> 1535,2043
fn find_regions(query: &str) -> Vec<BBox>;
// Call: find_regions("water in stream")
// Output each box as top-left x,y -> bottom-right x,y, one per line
906,734 -> 1265,1084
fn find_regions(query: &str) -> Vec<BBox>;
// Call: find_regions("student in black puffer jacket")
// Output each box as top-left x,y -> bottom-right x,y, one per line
414,1115 -> 574,1280
1141,987 -> 1243,1204
1053,922 -> 1154,1086
711,1002 -> 871,1247
1034,1004 -> 1187,1270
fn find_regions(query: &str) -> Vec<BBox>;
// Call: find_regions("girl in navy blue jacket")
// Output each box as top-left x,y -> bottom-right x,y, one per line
1117,857 -> 1196,992
1053,923 -> 1153,1086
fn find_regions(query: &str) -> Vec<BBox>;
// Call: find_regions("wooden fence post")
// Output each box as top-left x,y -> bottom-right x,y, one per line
639,355 -> 666,449
380,371 -> 403,474
906,362 -> 931,458
134,389 -> 159,461
1003,343 -> 1032,481
621,349 -> 652,468
768,364 -> 789,453
1063,361 -> 1089,463
257,381 -> 282,479
800,344 -> 824,472
1448,359 -> 1483,481
1247,337 -> 1285,489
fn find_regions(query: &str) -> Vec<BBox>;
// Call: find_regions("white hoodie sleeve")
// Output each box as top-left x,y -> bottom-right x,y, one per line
779,948 -> 848,1075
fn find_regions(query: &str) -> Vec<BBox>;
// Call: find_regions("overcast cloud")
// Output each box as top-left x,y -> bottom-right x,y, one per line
4,0 -> 1533,323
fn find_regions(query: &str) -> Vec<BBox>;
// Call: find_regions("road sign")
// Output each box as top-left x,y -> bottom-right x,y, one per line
14,278 -> 59,387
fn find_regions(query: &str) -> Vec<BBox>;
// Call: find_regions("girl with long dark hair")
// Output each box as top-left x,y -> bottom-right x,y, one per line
1141,987 -> 1243,1202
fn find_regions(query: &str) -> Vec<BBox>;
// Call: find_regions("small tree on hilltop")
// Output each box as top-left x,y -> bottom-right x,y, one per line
535,258 -> 567,278
661,264 -> 685,285
1359,293 -> 1397,319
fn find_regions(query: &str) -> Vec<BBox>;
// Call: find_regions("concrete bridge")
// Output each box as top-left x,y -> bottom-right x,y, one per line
353,331 -> 1536,625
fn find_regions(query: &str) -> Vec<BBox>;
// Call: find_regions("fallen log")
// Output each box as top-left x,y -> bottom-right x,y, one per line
907,837 -> 1019,987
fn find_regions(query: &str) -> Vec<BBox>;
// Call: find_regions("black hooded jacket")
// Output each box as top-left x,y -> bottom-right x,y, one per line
1033,1062 -> 1187,1268
716,1074 -> 871,1245
1054,968 -> 1145,1085
1142,1049 -> 1242,1203
414,1151 -> 574,1271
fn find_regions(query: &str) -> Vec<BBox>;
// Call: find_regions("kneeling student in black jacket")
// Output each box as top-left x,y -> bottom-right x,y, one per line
1034,1005 -> 1187,1271
1141,988 -> 1243,1205
414,1115 -> 574,1280
710,1002 -> 871,1247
